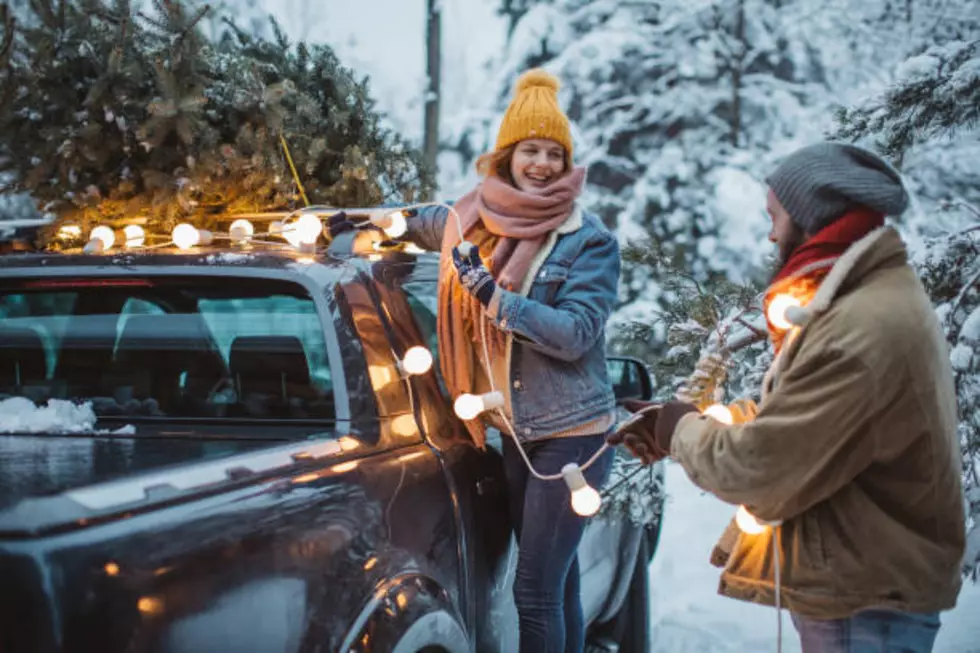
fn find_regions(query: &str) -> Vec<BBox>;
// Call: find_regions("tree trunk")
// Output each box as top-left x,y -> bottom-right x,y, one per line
730,0 -> 745,147
423,0 -> 442,197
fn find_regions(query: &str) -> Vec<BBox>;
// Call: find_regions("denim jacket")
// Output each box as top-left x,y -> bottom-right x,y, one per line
407,204 -> 620,441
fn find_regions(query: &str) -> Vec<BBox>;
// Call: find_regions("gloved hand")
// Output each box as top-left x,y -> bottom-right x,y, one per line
326,211 -> 355,239
607,400 -> 699,464
452,244 -> 497,307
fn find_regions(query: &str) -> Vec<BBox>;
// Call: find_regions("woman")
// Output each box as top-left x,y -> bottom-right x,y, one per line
339,69 -> 620,652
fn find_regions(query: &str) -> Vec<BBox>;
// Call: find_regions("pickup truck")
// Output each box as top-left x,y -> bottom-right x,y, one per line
0,215 -> 664,653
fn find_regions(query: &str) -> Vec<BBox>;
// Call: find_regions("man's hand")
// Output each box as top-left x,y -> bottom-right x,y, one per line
607,399 -> 699,464
452,244 -> 497,307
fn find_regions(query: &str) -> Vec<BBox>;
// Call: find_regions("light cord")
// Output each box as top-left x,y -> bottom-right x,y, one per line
774,525 -> 783,653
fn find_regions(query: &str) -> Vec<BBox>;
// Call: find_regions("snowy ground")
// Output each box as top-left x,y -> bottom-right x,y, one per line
649,461 -> 980,653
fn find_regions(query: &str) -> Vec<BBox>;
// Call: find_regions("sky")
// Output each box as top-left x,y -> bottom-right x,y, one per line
265,0 -> 507,144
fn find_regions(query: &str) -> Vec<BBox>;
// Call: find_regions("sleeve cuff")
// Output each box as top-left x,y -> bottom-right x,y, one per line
488,288 -> 521,332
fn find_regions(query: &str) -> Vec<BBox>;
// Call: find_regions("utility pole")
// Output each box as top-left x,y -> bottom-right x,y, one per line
423,0 -> 442,197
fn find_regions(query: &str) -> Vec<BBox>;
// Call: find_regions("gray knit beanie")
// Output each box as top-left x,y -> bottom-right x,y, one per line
765,142 -> 909,234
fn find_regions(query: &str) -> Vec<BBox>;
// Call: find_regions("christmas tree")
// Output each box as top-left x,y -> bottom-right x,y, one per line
0,0 -> 433,244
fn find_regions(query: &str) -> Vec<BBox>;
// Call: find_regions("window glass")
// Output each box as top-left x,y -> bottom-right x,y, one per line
0,277 -> 334,424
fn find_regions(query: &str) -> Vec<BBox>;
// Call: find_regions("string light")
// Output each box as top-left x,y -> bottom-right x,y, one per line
229,219 -> 254,244
703,403 -> 735,425
453,391 -> 504,421
735,504 -> 781,535
58,224 -> 82,240
85,225 -> 116,253
372,210 -> 408,239
767,293 -> 802,330
172,223 -> 212,250
562,463 -> 602,517
123,225 -> 145,248
294,214 -> 323,245
398,346 -> 433,376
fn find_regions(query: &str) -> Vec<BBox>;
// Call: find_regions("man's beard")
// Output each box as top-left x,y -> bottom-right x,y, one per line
769,228 -> 807,283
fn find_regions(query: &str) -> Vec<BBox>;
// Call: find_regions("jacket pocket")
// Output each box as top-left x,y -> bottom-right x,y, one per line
529,263 -> 570,305
797,509 -> 831,571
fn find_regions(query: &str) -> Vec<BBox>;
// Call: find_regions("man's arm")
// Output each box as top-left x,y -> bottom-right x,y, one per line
670,344 -> 880,523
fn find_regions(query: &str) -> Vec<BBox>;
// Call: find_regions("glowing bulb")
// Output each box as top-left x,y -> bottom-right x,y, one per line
767,293 -> 802,331
703,403 -> 734,425
58,224 -> 82,240
735,505 -> 768,535
373,210 -> 408,238
89,225 -> 115,250
400,346 -> 433,376
454,394 -> 484,421
123,225 -> 145,248
562,463 -> 602,517
172,223 -> 200,250
104,561 -> 120,576
453,391 -> 504,420
229,219 -> 254,244
295,214 -> 323,245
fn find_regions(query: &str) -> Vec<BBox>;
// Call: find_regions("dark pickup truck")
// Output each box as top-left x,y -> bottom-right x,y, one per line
0,218 -> 663,653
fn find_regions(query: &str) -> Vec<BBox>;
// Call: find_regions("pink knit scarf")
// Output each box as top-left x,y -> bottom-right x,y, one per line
437,166 -> 585,447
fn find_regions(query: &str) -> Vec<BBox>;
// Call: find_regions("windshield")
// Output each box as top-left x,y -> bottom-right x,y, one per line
0,276 -> 335,424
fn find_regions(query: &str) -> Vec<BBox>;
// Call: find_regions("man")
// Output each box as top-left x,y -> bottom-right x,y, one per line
610,142 -> 966,652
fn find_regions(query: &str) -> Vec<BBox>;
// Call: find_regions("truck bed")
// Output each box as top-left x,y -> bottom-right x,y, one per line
0,433 -> 276,512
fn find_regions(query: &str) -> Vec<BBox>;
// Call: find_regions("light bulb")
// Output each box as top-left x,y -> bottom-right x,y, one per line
229,219 -> 254,244
123,225 -> 145,248
562,463 -> 602,517
767,293 -> 802,331
735,505 -> 768,535
295,214 -> 323,245
454,391 -> 504,420
454,394 -> 484,421
58,224 -> 82,240
172,223 -> 200,250
703,403 -> 734,425
372,210 -> 408,238
400,346 -> 433,376
89,225 -> 115,250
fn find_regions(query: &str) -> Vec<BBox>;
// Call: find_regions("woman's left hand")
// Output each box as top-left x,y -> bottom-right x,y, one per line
452,245 -> 497,307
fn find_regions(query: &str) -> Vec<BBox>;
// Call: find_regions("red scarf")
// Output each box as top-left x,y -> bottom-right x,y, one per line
763,209 -> 884,350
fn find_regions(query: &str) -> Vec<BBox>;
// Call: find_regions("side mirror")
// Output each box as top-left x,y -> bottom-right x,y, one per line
606,356 -> 654,404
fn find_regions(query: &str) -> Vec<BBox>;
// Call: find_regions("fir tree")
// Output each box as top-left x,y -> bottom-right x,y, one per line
0,0 -> 433,243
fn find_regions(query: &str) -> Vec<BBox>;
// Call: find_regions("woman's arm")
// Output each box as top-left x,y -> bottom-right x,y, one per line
487,232 -> 620,362
403,204 -> 451,251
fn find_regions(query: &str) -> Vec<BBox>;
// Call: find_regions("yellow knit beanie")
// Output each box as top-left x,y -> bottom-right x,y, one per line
494,68 -> 573,159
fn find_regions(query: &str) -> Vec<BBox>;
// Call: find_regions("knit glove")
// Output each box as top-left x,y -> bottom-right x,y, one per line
452,244 -> 497,307
326,211 -> 355,239
607,400 -> 699,465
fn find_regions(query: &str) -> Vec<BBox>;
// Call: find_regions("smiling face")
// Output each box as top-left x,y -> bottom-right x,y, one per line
767,188 -> 806,266
509,139 -> 567,192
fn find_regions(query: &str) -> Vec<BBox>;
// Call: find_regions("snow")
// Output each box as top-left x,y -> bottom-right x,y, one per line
0,397 -> 98,434
651,462 -> 980,652
0,397 -> 134,435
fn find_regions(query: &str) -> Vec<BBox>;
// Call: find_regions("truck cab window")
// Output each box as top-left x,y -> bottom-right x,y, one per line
0,278 -> 335,424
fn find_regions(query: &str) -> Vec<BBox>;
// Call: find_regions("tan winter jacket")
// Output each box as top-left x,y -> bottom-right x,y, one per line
671,227 -> 965,619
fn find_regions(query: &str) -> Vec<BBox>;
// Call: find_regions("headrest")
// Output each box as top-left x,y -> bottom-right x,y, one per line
0,326 -> 46,386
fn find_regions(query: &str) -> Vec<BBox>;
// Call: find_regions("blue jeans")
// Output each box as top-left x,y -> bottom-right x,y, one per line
792,609 -> 941,653
501,433 -> 614,653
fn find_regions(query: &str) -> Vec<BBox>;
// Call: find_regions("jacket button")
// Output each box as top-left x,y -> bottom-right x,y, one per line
513,380 -> 522,390
500,318 -> 508,329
